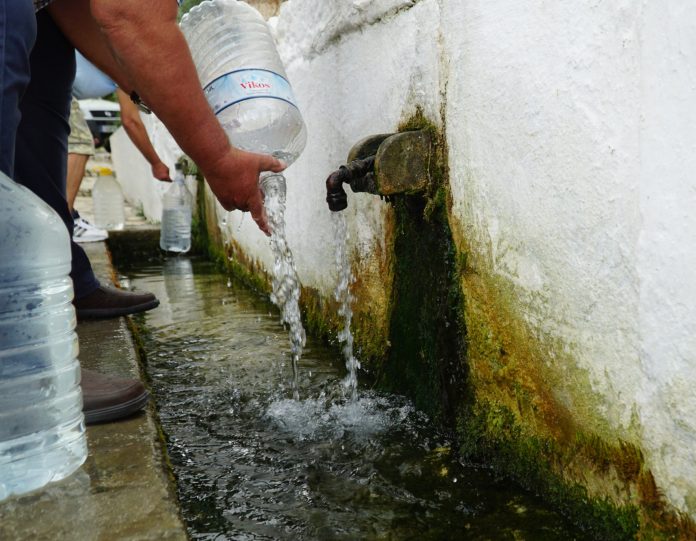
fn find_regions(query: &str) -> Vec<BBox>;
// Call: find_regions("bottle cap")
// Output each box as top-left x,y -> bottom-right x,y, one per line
96,166 -> 114,176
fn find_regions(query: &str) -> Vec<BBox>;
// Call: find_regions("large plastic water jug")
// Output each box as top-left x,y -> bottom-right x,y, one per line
92,166 -> 125,231
0,171 -> 87,501
160,165 -> 193,253
180,0 -> 307,165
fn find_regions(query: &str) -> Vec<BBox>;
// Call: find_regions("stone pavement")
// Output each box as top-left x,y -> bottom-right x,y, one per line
0,177 -> 187,540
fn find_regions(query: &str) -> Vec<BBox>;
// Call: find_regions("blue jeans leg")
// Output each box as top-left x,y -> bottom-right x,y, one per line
0,0 -> 35,177
13,10 -> 100,299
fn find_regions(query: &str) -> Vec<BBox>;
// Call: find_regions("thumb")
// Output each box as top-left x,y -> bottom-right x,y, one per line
259,155 -> 287,173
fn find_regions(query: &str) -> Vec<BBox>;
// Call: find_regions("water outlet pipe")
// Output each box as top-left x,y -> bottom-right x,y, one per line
325,130 -> 433,212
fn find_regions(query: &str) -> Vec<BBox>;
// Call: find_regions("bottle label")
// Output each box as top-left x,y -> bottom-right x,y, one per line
203,69 -> 298,115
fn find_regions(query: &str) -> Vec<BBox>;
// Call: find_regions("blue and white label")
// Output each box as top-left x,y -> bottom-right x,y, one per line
203,69 -> 298,115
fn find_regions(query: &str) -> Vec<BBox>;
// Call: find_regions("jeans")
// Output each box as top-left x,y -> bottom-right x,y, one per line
0,2 -> 99,299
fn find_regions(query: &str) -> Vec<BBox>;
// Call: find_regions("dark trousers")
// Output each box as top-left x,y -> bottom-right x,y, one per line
0,3 -> 99,298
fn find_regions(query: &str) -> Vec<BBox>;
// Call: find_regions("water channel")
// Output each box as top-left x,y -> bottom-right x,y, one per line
119,255 -> 591,540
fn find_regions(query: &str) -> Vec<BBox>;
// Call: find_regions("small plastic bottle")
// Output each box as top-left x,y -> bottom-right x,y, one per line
0,171 -> 87,501
92,166 -> 125,231
160,165 -> 193,253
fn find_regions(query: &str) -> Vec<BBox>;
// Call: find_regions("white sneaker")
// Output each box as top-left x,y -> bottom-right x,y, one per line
73,217 -> 108,243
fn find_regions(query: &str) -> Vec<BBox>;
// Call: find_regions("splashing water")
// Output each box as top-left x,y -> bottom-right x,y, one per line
262,174 -> 306,400
123,258 -> 597,541
332,212 -> 360,401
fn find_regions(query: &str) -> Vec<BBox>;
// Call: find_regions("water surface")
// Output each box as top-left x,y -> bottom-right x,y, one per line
123,257 -> 590,540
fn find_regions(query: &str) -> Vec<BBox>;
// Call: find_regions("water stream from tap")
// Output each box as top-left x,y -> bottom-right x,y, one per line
263,173 -> 306,400
332,212 -> 360,401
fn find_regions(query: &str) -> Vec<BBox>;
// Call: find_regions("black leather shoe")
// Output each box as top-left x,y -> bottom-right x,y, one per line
81,368 -> 149,425
74,284 -> 159,319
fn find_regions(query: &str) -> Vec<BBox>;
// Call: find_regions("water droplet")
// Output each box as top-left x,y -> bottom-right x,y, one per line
227,278 -> 232,288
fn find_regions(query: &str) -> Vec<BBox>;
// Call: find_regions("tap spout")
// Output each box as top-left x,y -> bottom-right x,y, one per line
325,156 -> 376,212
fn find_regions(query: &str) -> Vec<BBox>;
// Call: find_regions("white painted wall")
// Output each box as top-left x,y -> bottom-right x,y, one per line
441,0 -> 696,515
110,113 -> 188,222
113,0 -> 696,517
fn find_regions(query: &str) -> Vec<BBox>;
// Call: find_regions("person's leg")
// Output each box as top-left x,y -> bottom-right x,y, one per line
66,96 -> 94,210
14,10 -> 158,318
0,0 -> 35,177
66,152 -> 89,209
13,9 -> 101,299
67,96 -> 109,243
2,6 -> 150,424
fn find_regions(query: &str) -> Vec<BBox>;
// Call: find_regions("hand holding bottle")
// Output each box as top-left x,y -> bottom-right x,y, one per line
202,147 -> 286,235
151,161 -> 172,182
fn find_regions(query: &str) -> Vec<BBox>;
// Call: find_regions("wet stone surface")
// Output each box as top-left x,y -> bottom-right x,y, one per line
123,256 -> 592,541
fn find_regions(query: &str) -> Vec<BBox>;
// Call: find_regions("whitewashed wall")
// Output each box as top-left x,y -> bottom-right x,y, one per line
113,0 -> 696,518
110,113 -> 186,222
441,1 -> 696,515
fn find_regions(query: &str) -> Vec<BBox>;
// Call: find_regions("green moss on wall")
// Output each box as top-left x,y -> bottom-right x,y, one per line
451,162 -> 696,540
457,400 -> 639,540
184,107 -> 696,537
376,194 -> 467,425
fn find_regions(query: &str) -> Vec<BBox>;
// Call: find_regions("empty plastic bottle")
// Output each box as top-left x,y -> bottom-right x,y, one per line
0,171 -> 87,501
160,165 -> 193,253
92,166 -> 125,231
180,0 -> 307,165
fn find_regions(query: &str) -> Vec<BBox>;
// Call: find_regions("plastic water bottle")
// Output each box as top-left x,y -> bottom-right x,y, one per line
92,166 -> 125,231
0,171 -> 87,501
180,0 -> 307,165
160,165 -> 193,253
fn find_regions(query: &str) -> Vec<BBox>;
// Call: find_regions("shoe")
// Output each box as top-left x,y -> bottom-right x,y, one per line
81,368 -> 149,424
73,217 -> 108,243
74,284 -> 160,319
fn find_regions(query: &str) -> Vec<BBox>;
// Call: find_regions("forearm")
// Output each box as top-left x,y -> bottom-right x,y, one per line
116,90 -> 164,167
52,0 -> 285,233
48,0 -> 133,92
123,119 -> 163,166
90,0 -> 231,173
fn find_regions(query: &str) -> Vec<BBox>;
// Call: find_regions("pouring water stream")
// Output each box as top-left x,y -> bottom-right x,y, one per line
262,173 -> 305,400
332,211 -> 360,401
261,173 -> 359,402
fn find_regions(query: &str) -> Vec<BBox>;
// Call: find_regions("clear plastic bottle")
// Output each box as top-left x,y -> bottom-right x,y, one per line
180,0 -> 307,165
92,166 -> 125,231
0,171 -> 87,501
160,166 -> 193,253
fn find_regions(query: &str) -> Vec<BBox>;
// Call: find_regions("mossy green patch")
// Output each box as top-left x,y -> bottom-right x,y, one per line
457,400 -> 640,540
177,106 -> 696,537
368,108 -> 467,424
376,194 -> 467,425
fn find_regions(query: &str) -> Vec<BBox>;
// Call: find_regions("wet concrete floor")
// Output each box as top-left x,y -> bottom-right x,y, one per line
0,210 -> 186,540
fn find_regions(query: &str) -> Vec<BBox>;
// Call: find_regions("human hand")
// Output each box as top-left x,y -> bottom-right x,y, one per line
202,148 -> 286,235
151,162 -> 171,182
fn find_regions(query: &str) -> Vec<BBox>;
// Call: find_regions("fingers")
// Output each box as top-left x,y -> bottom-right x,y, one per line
248,195 -> 271,236
259,155 -> 287,173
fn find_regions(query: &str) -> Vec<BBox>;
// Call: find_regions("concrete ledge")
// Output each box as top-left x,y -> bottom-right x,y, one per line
0,240 -> 187,541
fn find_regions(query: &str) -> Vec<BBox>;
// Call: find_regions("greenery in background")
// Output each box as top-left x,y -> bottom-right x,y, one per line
178,0 -> 206,19
102,91 -> 118,103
